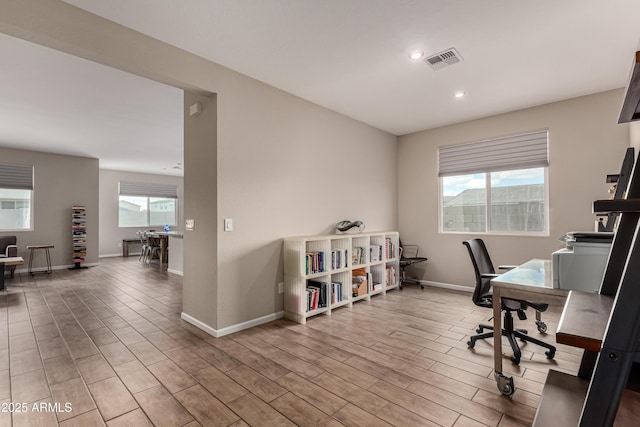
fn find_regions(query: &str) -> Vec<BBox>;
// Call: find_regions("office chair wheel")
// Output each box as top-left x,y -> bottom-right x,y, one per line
476,327 -> 483,334
545,349 -> 555,359
536,321 -> 548,334
467,339 -> 475,348
496,374 -> 515,397
510,355 -> 520,365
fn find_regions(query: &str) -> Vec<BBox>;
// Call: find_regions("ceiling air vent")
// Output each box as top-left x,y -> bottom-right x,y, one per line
424,48 -> 463,70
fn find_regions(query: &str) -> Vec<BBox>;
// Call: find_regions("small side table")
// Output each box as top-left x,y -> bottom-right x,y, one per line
26,244 -> 54,275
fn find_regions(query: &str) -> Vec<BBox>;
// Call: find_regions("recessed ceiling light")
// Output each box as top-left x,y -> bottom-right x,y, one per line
408,50 -> 424,60
454,91 -> 466,98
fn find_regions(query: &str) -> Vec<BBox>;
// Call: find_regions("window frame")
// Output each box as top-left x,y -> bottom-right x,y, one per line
438,129 -> 550,237
0,163 -> 34,232
439,167 -> 550,237
118,181 -> 178,229
118,195 -> 178,228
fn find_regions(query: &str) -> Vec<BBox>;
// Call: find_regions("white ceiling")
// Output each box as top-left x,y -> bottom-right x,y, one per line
3,0 -> 640,176
0,33 -> 184,176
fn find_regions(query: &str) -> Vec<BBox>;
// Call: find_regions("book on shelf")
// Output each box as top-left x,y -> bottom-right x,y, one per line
331,281 -> 343,304
385,265 -> 396,287
370,245 -> 382,262
330,248 -> 348,269
306,287 -> 319,311
385,238 -> 395,259
305,251 -> 324,274
352,247 -> 365,265
307,280 -> 328,308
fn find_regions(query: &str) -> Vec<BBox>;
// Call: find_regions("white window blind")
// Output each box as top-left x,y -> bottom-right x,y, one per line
438,130 -> 549,177
0,164 -> 34,190
119,181 -> 177,198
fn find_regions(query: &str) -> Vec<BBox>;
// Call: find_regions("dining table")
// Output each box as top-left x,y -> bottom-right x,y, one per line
147,231 -> 183,265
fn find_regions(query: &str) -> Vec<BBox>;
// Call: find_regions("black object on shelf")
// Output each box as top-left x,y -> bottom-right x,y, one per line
597,147 -> 635,232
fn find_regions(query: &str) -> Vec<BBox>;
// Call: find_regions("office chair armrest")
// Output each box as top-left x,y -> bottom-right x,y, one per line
5,245 -> 17,257
498,265 -> 517,271
480,273 -> 500,279
401,244 -> 419,258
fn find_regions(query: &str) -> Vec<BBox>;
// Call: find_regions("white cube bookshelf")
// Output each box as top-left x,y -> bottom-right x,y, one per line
283,231 -> 400,324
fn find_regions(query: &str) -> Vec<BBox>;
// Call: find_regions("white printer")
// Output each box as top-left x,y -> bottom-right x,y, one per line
552,232 -> 613,293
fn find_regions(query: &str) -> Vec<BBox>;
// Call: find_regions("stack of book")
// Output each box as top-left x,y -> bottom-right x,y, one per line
72,206 -> 87,265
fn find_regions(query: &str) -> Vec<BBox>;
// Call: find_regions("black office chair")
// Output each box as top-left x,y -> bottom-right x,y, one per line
399,240 -> 428,290
462,238 -> 555,365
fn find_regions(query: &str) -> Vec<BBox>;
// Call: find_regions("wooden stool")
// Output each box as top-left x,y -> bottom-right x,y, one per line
26,244 -> 54,275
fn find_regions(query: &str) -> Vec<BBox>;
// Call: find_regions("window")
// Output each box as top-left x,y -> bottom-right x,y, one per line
118,181 -> 177,228
439,130 -> 549,235
0,163 -> 33,231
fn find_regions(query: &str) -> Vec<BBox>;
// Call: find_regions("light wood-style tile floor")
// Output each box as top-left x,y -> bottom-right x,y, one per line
0,257 -> 580,426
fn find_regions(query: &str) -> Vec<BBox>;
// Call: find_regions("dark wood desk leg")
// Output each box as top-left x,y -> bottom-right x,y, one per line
0,263 -> 5,290
161,238 -> 168,264
578,350 -> 598,379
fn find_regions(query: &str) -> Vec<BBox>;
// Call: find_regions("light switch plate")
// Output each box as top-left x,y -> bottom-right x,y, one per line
224,218 -> 233,232
185,219 -> 195,231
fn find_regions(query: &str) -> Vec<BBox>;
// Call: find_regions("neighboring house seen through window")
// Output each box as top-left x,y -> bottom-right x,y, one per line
118,181 -> 177,228
0,163 -> 33,231
439,130 -> 549,235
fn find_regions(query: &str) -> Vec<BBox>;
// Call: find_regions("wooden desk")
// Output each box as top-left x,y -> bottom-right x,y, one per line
0,256 -> 23,290
491,259 -> 568,395
556,290 -> 613,352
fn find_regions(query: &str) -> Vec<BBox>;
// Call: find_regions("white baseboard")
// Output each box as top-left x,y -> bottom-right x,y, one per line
167,268 -> 183,276
99,253 -> 122,258
419,280 -> 473,293
100,253 -> 143,259
15,262 -> 99,274
181,310 -> 285,338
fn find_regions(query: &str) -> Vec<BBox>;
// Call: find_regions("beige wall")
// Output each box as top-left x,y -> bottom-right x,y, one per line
215,80 -> 397,328
183,91 -> 218,329
98,169 -> 184,257
0,147 -> 98,269
398,89 -> 630,287
0,1 -> 397,332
